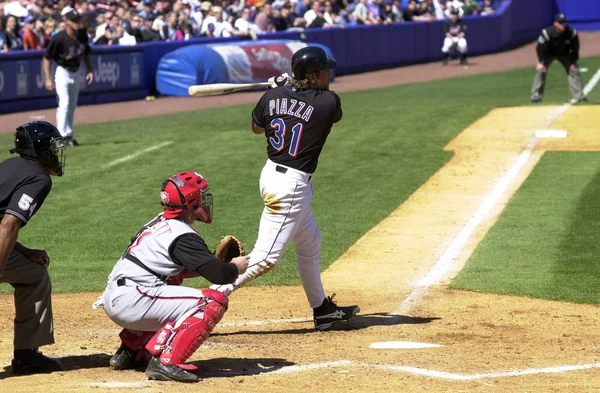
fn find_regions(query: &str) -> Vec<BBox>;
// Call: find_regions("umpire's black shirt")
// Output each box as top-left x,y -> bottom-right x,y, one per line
0,157 -> 52,227
536,25 -> 580,65
252,86 -> 342,174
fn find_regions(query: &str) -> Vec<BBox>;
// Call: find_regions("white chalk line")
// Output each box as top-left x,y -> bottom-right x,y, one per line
398,68 -> 600,315
102,141 -> 174,169
86,360 -> 600,388
218,316 -> 309,328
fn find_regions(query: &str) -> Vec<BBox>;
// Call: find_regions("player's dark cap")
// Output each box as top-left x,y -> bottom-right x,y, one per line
61,6 -> 82,22
291,46 -> 336,80
554,13 -> 567,24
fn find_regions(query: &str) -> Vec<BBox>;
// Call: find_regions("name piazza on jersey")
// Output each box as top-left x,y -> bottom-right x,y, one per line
268,98 -> 314,121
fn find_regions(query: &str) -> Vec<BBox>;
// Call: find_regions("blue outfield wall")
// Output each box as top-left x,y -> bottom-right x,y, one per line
556,0 -> 600,31
0,0 -> 560,115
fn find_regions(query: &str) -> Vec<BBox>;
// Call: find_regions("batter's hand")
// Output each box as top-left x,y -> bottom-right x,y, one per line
27,249 -> 50,269
86,72 -> 94,85
536,63 -> 547,72
45,79 -> 54,91
231,255 -> 249,275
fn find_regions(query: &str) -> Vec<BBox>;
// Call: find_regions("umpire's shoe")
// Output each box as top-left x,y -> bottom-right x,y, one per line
12,349 -> 63,375
313,294 -> 360,331
145,357 -> 198,383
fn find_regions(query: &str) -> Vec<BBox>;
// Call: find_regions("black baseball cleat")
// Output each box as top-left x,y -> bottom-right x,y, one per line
145,357 -> 198,383
313,294 -> 360,331
442,58 -> 449,66
12,349 -> 63,375
531,95 -> 542,103
577,97 -> 589,103
110,344 -> 142,370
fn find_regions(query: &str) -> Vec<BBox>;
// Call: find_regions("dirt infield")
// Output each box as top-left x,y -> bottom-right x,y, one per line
1,35 -> 600,392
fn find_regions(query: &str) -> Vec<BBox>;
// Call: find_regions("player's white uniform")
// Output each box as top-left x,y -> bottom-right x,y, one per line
102,215 -> 217,331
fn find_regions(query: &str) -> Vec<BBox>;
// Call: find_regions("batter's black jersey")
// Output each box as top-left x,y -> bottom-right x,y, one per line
0,157 -> 52,227
252,86 -> 342,174
44,29 -> 91,71
444,19 -> 466,37
536,25 -> 579,65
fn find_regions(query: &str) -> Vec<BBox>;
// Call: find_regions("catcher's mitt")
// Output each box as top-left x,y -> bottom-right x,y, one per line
214,235 -> 246,262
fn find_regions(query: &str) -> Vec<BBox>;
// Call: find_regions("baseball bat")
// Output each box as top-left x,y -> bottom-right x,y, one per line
188,82 -> 271,97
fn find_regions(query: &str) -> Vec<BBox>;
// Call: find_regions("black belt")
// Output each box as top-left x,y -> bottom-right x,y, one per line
61,65 -> 79,73
124,254 -> 169,281
276,165 -> 288,174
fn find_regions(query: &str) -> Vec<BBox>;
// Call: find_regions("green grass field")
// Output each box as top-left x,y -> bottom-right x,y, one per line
1,56 -> 600,297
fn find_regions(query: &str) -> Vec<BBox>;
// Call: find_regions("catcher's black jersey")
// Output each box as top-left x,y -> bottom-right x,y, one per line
444,19 -> 466,37
44,29 -> 91,71
0,157 -> 52,227
252,86 -> 342,174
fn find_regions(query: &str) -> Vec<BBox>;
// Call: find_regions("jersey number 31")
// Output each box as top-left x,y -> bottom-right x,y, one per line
269,118 -> 304,157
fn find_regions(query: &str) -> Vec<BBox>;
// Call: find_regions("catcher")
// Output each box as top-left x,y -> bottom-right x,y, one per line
99,171 -> 249,382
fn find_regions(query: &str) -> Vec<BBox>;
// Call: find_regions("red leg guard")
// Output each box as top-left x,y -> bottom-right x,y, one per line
158,290 -> 228,366
145,322 -> 176,357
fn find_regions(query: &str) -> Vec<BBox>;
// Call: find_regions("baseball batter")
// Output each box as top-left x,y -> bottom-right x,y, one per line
442,8 -> 468,66
212,46 -> 360,331
0,121 -> 66,375
100,172 -> 249,382
43,6 -> 94,147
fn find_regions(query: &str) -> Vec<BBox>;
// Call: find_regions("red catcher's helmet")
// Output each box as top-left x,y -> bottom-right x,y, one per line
160,172 -> 213,223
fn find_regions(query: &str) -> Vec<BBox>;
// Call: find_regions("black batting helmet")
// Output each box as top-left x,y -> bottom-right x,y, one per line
291,46 -> 337,80
10,121 -> 66,176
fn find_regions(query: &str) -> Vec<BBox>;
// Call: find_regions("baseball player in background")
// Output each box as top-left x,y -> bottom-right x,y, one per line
442,8 -> 468,66
100,172 -> 249,382
211,46 -> 360,331
0,121 -> 66,375
531,13 -> 587,103
43,6 -> 94,147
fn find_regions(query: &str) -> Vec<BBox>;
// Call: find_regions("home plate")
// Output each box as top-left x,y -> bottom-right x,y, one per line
369,341 -> 442,349
535,129 -> 567,138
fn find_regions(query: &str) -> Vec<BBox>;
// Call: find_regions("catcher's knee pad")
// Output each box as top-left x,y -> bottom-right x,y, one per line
145,294 -> 228,366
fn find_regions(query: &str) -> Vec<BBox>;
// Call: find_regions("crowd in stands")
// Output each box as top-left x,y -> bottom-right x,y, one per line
0,0 -> 497,51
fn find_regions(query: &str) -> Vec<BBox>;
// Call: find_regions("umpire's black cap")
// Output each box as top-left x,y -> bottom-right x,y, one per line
554,12 -> 567,24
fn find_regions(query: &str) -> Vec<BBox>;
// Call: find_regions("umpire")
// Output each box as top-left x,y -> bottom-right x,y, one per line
531,13 -> 588,103
0,121 -> 66,375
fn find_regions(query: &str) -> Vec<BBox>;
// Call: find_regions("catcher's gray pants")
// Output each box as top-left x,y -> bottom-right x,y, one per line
531,56 -> 586,101
0,250 -> 55,350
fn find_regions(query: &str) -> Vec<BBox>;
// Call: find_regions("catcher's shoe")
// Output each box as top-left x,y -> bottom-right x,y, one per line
110,344 -> 144,370
313,294 -> 360,331
145,357 -> 199,383
12,349 -> 63,375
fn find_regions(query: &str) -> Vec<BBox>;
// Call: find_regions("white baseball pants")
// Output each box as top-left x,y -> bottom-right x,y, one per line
212,159 -> 326,308
442,37 -> 468,54
54,66 -> 80,138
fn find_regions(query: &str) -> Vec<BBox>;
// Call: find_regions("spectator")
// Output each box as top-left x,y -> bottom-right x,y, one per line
152,12 -> 166,33
78,0 -> 91,15
126,13 -> 144,42
444,0 -> 464,18
160,11 -> 180,41
234,7 -> 257,34
334,10 -> 356,26
303,0 -> 319,26
381,1 -> 396,23
295,0 -> 310,18
419,0 -> 437,19
0,16 -> 8,52
403,0 -> 431,21
4,14 -> 23,50
352,0 -> 371,24
391,0 -> 402,21
282,3 -> 306,29
23,15 -> 41,50
34,17 -> 45,44
366,0 -> 383,24
271,4 -> 289,31
4,0 -> 30,21
42,18 -> 57,47
480,0 -> 495,15
95,25 -> 117,45
253,3 -> 275,33
141,16 -> 162,41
